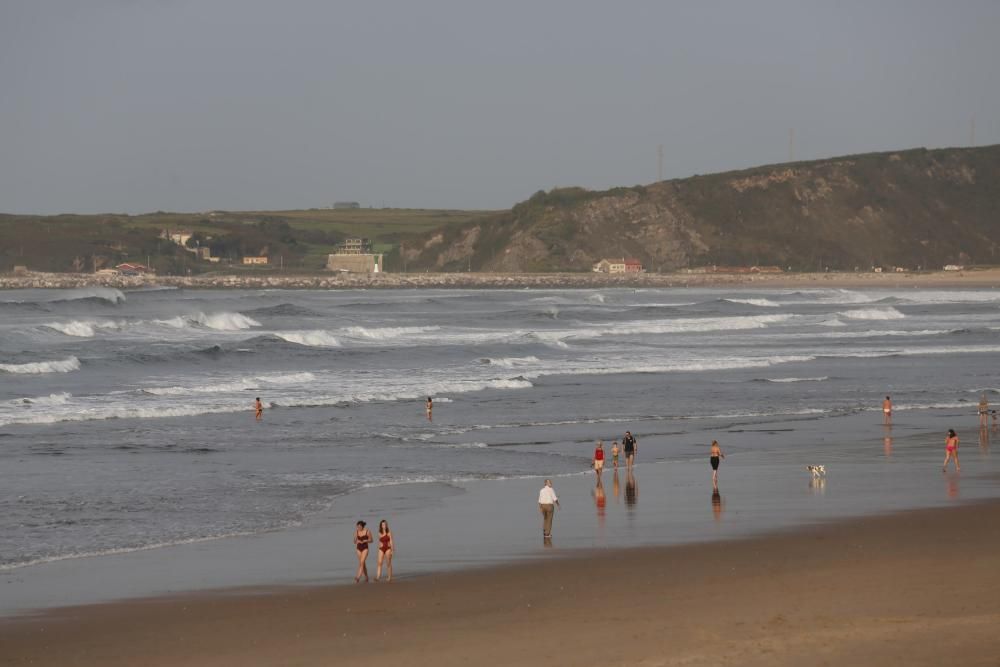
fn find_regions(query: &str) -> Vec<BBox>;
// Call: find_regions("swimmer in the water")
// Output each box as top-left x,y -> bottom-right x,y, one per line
255,397 -> 263,422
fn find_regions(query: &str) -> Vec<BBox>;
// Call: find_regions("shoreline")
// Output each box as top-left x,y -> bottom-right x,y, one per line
3,268 -> 1000,290
3,499 -> 999,666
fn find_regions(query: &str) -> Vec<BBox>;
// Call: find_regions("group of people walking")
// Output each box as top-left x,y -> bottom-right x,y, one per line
352,519 -> 395,583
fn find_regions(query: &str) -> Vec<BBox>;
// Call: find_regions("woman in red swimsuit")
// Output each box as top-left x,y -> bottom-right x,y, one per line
353,520 -> 372,583
375,519 -> 395,582
943,429 -> 960,473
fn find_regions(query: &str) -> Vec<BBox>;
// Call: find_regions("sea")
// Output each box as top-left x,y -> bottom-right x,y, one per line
2,285 -> 1000,609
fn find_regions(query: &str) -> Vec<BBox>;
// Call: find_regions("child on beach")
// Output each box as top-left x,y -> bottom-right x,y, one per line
943,429 -> 960,472
611,441 -> 620,469
254,397 -> 263,422
979,393 -> 989,428
592,440 -> 605,476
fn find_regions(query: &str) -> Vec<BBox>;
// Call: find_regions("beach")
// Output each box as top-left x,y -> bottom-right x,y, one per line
3,285 -> 1000,664
3,501 -> 999,666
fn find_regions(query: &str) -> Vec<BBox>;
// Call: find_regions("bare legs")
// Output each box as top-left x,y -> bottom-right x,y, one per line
355,548 -> 369,583
376,549 -> 393,582
942,450 -> 960,472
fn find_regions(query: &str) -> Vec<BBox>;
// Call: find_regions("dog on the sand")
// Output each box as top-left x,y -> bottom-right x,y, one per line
806,465 -> 826,479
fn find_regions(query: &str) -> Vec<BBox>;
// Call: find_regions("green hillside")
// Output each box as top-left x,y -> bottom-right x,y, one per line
397,145 -> 1000,273
0,208 -> 497,274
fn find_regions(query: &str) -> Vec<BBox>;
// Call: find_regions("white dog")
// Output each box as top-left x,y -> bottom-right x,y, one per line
806,465 -> 826,479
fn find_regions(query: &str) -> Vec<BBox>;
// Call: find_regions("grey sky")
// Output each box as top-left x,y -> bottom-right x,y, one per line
2,0 -> 998,214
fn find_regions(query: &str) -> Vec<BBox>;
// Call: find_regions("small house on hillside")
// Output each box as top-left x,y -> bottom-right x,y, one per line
242,256 -> 269,265
593,258 -> 642,274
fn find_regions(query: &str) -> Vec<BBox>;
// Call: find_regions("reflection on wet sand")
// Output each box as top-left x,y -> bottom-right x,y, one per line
711,490 -> 724,521
809,477 -> 826,495
946,472 -> 960,500
979,427 -> 990,454
612,469 -> 620,503
593,475 -> 606,528
625,471 -> 638,511
883,434 -> 893,458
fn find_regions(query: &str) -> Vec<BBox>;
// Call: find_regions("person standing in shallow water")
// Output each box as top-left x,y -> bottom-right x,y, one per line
538,479 -> 560,538
710,440 -> 725,489
978,394 -> 989,429
426,397 -> 433,422
622,431 -> 637,470
254,397 -> 263,422
943,429 -> 960,473
882,395 -> 892,426
592,440 -> 605,477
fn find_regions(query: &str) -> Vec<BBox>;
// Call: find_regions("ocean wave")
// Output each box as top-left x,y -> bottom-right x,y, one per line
723,298 -> 780,307
15,392 -> 73,406
838,307 -> 906,320
481,356 -> 542,368
49,288 -> 126,306
141,372 -> 317,396
762,376 -> 829,383
274,330 -> 341,347
0,356 -> 81,374
243,303 -> 323,318
342,325 -> 442,339
42,320 -> 125,337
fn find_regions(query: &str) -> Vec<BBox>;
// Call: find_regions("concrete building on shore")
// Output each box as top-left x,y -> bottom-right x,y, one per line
592,257 -> 642,274
326,237 -> 383,273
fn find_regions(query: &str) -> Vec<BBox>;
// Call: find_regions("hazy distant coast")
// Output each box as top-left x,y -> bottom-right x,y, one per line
4,269 -> 1000,290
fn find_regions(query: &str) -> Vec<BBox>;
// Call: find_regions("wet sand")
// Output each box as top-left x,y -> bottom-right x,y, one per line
3,501 -> 999,667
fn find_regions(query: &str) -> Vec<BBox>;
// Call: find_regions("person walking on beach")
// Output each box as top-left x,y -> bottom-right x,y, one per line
426,397 -> 433,422
353,520 -> 373,583
978,394 -> 989,429
943,429 -> 961,473
622,431 -> 637,470
710,440 -> 725,489
254,397 -> 264,422
611,440 -> 620,470
375,519 -> 394,583
882,395 -> 892,426
538,479 -> 560,538
592,440 -> 605,476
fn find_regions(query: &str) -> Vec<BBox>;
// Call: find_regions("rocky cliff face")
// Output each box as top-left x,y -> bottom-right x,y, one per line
396,145 -> 1000,272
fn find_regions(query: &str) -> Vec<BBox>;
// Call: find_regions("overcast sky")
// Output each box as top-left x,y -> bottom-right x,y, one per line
2,0 -> 998,214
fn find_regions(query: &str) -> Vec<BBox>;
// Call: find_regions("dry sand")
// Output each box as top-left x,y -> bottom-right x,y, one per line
3,501 -> 999,666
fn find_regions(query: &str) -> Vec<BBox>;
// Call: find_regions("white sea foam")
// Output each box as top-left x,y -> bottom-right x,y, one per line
192,312 -> 260,330
16,392 -> 73,406
724,298 -> 780,307
765,376 -> 829,383
837,307 -> 905,320
43,320 -> 124,337
342,325 -> 441,339
482,356 -> 542,368
274,330 -> 341,347
0,356 -> 81,374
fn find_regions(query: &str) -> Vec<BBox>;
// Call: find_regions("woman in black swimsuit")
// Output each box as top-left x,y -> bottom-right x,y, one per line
353,520 -> 372,583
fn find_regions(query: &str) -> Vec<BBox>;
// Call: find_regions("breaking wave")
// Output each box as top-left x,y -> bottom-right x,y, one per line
837,307 -> 906,321
0,356 -> 81,374
274,331 -> 342,347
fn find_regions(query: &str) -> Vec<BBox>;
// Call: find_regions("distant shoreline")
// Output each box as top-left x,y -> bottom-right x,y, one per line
3,269 -> 1000,290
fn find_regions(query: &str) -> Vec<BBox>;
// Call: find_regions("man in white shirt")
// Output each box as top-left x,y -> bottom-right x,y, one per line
538,479 -> 560,537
